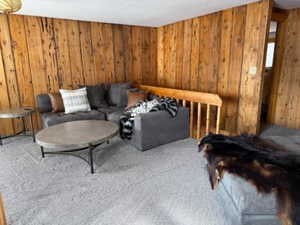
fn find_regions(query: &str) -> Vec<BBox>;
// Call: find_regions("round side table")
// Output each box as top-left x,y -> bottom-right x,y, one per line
0,108 -> 35,145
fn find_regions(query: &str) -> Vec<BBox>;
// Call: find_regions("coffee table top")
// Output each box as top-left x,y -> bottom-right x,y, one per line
0,107 -> 33,119
36,120 -> 119,149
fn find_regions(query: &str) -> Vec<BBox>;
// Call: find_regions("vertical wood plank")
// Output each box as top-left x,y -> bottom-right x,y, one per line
0,14 -> 21,132
0,45 -> 14,135
53,19 -> 72,89
217,9 -> 233,130
66,20 -> 85,88
9,15 -> 35,130
91,22 -> 106,84
141,27 -> 152,85
149,28 -> 157,85
157,27 -> 164,86
226,6 -> 246,133
123,26 -> 133,82
182,19 -> 193,90
190,18 -> 200,91
40,17 -> 59,93
112,25 -> 125,83
175,22 -> 184,89
79,21 -> 96,85
237,0 -> 272,134
131,27 -> 142,83
102,24 -> 115,83
24,16 -> 49,129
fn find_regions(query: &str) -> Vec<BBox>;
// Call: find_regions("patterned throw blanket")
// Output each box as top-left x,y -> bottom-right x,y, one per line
120,97 -> 179,140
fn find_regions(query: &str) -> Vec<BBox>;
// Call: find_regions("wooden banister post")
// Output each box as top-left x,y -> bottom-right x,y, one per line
197,103 -> 201,139
216,106 -> 221,134
190,102 -> 194,137
206,104 -> 210,135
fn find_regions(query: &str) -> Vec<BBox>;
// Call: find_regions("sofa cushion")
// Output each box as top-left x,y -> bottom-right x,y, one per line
40,110 -> 105,128
48,93 -> 65,113
107,111 -> 124,124
85,84 -> 108,109
98,106 -> 124,123
108,82 -> 131,107
60,88 -> 91,114
37,94 -> 52,113
220,173 -> 277,215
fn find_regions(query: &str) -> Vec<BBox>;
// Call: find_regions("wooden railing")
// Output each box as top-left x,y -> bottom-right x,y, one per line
138,85 -> 223,139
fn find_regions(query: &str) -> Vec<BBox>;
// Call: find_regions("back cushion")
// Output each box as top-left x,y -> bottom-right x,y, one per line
60,88 -> 91,114
86,84 -> 108,109
48,93 -> 65,113
36,94 -> 52,113
108,82 -> 132,107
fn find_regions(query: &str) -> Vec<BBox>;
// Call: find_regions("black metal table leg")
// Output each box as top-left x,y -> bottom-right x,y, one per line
89,145 -> 95,174
22,117 -> 26,135
30,113 -> 35,142
0,135 -> 2,146
41,146 -> 45,158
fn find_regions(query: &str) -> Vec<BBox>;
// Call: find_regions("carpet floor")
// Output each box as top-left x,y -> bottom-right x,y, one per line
0,136 -> 236,225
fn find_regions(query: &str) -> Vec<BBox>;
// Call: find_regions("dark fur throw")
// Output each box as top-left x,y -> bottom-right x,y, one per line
198,133 -> 300,225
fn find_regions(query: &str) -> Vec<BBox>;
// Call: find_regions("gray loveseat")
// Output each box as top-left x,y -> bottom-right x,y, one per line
36,82 -> 189,151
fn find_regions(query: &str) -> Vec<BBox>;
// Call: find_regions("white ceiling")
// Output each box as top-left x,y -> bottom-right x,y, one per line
16,0 -> 300,27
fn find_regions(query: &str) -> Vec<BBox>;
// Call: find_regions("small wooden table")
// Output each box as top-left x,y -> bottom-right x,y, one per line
0,108 -> 35,145
35,120 -> 119,174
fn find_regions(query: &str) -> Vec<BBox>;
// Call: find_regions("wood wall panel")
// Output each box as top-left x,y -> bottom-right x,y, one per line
156,0 -> 272,134
237,0 -> 272,134
268,9 -> 300,129
0,15 -> 156,135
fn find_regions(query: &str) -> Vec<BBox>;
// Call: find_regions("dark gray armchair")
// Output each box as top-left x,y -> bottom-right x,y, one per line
127,107 -> 189,151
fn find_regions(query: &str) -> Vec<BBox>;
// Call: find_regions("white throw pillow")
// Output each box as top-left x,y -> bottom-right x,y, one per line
59,87 -> 91,114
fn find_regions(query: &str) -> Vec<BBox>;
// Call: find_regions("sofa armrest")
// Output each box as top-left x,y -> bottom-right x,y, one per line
128,107 -> 189,151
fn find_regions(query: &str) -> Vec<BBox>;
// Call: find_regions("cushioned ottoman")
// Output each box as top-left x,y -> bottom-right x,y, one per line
217,173 -> 280,225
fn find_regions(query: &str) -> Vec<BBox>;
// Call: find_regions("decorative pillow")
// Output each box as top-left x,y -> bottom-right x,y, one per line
85,84 -> 108,109
126,89 -> 147,109
59,88 -> 91,114
108,82 -> 132,107
48,93 -> 65,113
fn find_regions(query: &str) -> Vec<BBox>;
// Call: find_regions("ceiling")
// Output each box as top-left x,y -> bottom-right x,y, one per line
16,0 -> 300,27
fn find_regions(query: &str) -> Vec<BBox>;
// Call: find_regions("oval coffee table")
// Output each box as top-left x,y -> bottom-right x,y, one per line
36,120 -> 119,174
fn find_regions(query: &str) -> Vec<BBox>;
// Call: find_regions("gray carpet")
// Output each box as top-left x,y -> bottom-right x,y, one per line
0,136 -> 236,225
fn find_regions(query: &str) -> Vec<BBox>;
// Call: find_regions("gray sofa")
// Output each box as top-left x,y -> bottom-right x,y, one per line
36,83 -> 189,151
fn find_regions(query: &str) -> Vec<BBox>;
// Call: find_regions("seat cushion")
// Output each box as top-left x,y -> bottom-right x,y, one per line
98,106 -> 124,123
107,111 -> 124,124
40,110 -> 105,128
220,173 -> 277,215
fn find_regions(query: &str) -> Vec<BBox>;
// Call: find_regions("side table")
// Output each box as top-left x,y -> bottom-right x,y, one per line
0,108 -> 35,145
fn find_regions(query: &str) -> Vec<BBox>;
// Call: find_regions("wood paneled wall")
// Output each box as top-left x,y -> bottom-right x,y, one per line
268,9 -> 300,129
0,14 -> 157,135
156,0 -> 272,134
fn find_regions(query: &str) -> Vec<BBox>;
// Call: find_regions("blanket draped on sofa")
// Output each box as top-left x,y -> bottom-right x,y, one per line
120,97 -> 179,140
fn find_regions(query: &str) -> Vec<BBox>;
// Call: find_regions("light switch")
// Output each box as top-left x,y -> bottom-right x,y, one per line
249,66 -> 257,75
